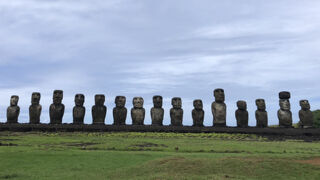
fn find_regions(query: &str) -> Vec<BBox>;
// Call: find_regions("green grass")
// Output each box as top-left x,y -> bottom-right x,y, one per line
0,132 -> 320,180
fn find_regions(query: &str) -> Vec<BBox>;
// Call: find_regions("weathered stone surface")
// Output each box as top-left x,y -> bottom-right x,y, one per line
212,88 -> 226,127
279,91 -> 291,99
92,94 -> 106,124
29,92 -> 42,124
131,97 -> 145,125
49,90 -> 64,124
113,96 -> 127,125
255,99 -> 268,128
73,94 -> 85,124
235,100 -> 248,128
151,95 -> 164,126
278,91 -> 292,128
170,97 -> 183,126
7,95 -> 20,124
299,100 -> 313,128
192,99 -> 204,127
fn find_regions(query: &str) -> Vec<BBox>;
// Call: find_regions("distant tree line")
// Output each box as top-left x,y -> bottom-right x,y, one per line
313,110 -> 320,128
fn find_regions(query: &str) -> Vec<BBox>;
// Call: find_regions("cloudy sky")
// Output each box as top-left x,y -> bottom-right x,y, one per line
0,0 -> 320,126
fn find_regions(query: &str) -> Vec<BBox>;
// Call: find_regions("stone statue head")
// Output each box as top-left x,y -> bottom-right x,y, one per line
94,94 -> 105,106
115,96 -> 126,108
255,99 -> 266,111
171,97 -> 182,109
31,92 -> 41,105
53,90 -> 63,105
153,95 -> 163,108
214,88 -> 225,103
10,95 -> 19,106
279,99 -> 290,111
193,99 -> 203,110
237,100 -> 247,110
133,97 -> 144,108
75,94 -> 85,106
300,100 -> 310,110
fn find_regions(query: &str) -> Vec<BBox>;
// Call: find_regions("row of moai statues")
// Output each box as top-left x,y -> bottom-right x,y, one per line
5,89 -> 315,128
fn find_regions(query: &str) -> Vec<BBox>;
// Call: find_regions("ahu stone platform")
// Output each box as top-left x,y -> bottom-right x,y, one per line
0,123 -> 319,140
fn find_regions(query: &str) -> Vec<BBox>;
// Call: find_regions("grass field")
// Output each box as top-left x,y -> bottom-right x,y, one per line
0,132 -> 320,180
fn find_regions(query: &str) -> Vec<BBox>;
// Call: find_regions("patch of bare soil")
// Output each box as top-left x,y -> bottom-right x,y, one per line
297,157 -> 320,166
0,142 -> 17,146
130,142 -> 168,148
61,142 -> 99,147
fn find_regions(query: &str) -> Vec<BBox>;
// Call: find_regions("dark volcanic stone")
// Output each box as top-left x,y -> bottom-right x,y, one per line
255,99 -> 268,128
73,94 -> 85,124
131,97 -> 145,125
192,99 -> 204,127
278,99 -> 292,128
7,95 -> 20,124
299,100 -> 313,128
113,96 -> 127,125
49,90 -> 65,124
279,91 -> 291,100
29,92 -> 42,124
92,94 -> 106,124
212,88 -> 226,127
235,100 -> 248,128
170,97 -> 183,126
151,95 -> 164,126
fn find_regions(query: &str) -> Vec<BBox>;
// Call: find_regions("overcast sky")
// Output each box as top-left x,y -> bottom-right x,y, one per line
0,0 -> 320,126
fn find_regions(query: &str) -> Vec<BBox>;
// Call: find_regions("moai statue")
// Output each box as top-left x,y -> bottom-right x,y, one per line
92,94 -> 106,124
73,94 -> 85,124
131,97 -> 145,125
255,99 -> 268,128
235,100 -> 248,128
192,99 -> 204,127
170,97 -> 183,126
212,88 -> 226,127
7,95 -> 20,123
151,95 -> 164,126
113,96 -> 127,125
29,92 -> 42,124
49,90 -> 65,124
299,100 -> 313,128
277,91 -> 292,128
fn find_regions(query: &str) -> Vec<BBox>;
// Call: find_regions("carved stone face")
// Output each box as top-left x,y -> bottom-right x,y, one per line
31,92 -> 41,105
300,100 -> 310,110
256,99 -> 266,110
172,97 -> 182,109
280,99 -> 290,111
133,97 -> 144,108
193,99 -> 203,110
115,96 -> 126,107
153,95 -> 163,108
10,95 -> 19,106
237,100 -> 247,110
75,94 -> 85,106
53,90 -> 63,105
214,88 -> 225,103
95,94 -> 105,106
